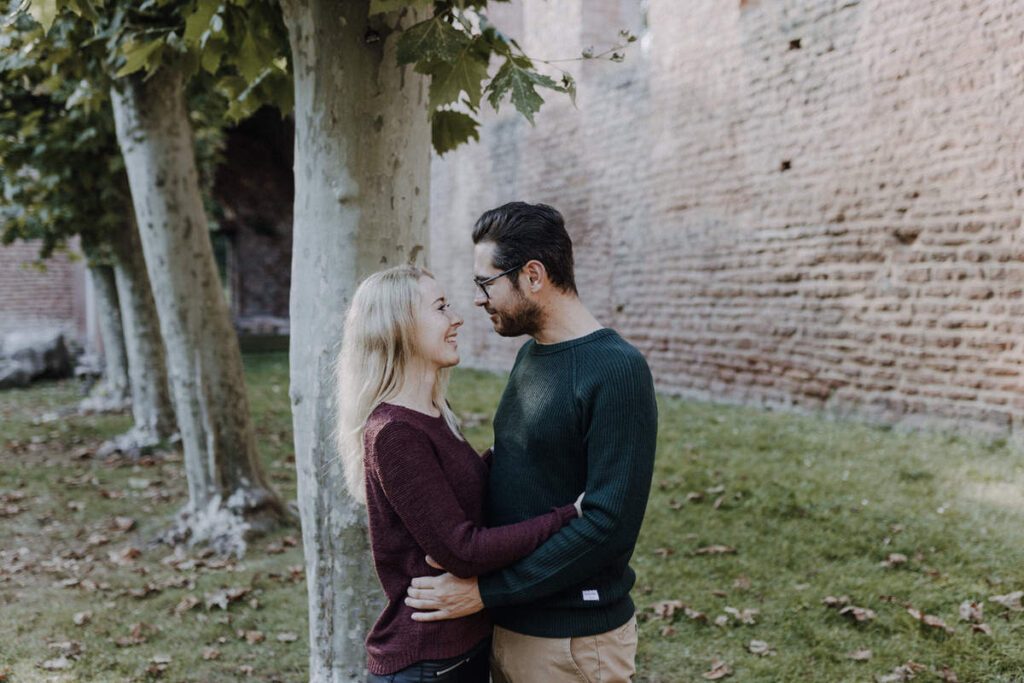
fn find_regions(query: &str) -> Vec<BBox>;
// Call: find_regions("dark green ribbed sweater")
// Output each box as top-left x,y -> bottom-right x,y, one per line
479,328 -> 658,638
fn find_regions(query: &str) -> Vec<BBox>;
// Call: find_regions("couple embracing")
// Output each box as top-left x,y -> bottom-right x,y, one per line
335,202 -> 658,682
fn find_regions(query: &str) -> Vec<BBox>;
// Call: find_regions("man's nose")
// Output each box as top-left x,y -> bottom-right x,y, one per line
473,291 -> 487,307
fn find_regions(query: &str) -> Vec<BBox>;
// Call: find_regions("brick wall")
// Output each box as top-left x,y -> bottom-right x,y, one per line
429,0 -> 1024,439
0,240 -> 86,340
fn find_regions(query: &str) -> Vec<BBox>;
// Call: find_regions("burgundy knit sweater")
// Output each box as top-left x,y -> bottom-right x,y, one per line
361,402 -> 577,675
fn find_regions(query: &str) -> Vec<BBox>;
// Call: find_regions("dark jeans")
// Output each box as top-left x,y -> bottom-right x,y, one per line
367,637 -> 490,683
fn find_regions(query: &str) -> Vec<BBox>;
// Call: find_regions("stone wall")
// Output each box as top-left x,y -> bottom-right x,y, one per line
0,240 -> 86,339
429,0 -> 1024,439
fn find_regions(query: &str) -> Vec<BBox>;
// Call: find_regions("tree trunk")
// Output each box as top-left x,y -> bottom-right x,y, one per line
110,64 -> 286,556
279,1 -> 431,679
81,263 -> 131,412
102,206 -> 177,454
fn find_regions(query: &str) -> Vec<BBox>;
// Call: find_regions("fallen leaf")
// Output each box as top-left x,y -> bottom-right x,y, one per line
748,639 -> 774,656
724,606 -> 759,625
651,600 -> 684,619
713,615 -> 729,628
202,647 -> 221,660
695,545 -> 737,556
989,591 -> 1024,611
282,535 -> 298,547
906,607 -> 955,634
684,607 -> 708,622
822,595 -> 851,608
702,657 -> 733,680
659,625 -> 676,637
205,586 -> 251,610
276,632 -> 298,642
732,576 -> 752,591
653,547 -> 674,558
876,661 -> 927,682
880,553 -> 908,569
73,611 -> 92,626
936,666 -> 959,682
67,501 -> 85,512
847,648 -> 872,661
239,664 -> 254,675
839,605 -> 876,623
243,630 -> 264,644
711,589 -> 728,598
173,594 -> 200,616
39,656 -> 71,671
958,600 -> 983,623
111,516 -> 136,532
971,623 -> 993,636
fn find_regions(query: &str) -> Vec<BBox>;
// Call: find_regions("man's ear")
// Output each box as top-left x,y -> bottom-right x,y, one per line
523,260 -> 547,292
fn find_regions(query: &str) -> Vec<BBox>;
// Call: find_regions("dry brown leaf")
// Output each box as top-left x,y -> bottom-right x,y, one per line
822,595 -> 851,608
713,615 -> 729,628
711,589 -> 728,598
702,657 -> 733,680
275,631 -> 298,643
238,664 -> 254,676
958,600 -> 983,623
38,656 -> 71,671
684,607 -> 708,622
906,607 -> 955,634
847,648 -> 872,661
205,586 -> 251,610
747,639 -> 774,656
111,516 -> 135,532
72,611 -> 92,626
659,625 -> 676,637
202,647 -> 221,660
879,553 -> 908,569
971,623 -> 993,636
653,547 -> 674,559
989,591 -> 1024,611
651,600 -> 684,620
724,606 -> 759,625
668,498 -> 684,510
686,491 -> 705,503
936,666 -> 959,682
732,576 -> 752,591
838,605 -> 876,623
695,545 -> 737,556
282,535 -> 298,547
173,594 -> 200,616
243,630 -> 264,644
876,661 -> 927,682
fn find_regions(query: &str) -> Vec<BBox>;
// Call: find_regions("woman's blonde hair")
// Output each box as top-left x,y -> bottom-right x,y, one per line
334,264 -> 463,504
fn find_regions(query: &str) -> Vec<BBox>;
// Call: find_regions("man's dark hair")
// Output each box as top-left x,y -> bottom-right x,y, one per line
472,202 -> 577,294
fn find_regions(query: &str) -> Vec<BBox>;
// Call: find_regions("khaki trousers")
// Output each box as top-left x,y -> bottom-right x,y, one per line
490,616 -> 638,683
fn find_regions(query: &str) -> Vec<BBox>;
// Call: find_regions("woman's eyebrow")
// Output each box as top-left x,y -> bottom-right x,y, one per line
433,297 -> 446,305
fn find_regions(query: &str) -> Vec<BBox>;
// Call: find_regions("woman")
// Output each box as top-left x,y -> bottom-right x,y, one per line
336,265 -> 580,682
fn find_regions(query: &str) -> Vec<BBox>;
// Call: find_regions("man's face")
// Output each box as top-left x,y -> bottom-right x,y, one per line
472,242 -> 543,338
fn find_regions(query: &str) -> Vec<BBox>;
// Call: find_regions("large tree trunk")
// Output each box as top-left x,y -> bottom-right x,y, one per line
80,263 -> 131,413
110,64 -> 286,556
97,206 -> 177,456
279,1 -> 431,679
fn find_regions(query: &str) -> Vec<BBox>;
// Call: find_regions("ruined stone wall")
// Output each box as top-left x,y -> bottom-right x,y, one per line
430,0 -> 1024,438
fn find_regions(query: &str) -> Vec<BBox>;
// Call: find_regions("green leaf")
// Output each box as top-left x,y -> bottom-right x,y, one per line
115,39 -> 164,78
431,110 -> 478,155
396,16 -> 469,66
369,0 -> 432,15
26,0 -> 59,33
200,39 -> 224,74
427,40 -> 489,109
184,1 -> 220,46
486,59 -> 563,124
236,29 -> 265,82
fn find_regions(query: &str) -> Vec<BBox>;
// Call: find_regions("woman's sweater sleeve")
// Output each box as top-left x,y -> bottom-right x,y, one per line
368,422 -> 576,578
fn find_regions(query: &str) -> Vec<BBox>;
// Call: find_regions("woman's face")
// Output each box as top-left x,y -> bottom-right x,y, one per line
414,276 -> 463,370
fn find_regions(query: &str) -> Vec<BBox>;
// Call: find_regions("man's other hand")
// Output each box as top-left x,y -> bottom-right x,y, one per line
405,571 -> 483,622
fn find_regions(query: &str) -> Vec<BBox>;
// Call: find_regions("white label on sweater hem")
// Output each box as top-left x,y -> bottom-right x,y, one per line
582,590 -> 600,601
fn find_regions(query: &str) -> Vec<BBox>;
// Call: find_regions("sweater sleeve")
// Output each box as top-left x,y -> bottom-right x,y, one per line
478,351 -> 658,607
369,422 -> 577,579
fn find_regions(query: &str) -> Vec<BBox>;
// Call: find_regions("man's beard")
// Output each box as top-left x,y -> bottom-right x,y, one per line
488,291 -> 543,338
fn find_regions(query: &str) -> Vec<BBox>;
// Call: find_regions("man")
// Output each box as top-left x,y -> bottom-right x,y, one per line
405,202 -> 658,682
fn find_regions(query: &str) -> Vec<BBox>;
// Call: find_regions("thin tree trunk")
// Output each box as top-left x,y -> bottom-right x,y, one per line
102,205 -> 177,454
110,64 -> 286,556
281,1 -> 431,679
81,263 -> 131,412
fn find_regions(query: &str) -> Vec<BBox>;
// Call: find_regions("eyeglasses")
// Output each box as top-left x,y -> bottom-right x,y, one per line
473,264 -> 524,301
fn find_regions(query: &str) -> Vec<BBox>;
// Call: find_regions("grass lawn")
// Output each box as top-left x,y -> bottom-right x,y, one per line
2,352 -> 1023,682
